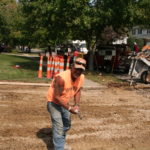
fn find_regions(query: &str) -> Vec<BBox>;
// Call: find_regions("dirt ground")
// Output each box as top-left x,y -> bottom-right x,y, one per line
0,83 -> 150,150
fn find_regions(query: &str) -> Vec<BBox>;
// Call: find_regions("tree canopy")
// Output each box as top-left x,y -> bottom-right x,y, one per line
0,0 -> 18,46
0,0 -> 150,69
1,0 -> 149,47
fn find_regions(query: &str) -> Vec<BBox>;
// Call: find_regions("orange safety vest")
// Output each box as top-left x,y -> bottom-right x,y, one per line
47,69 -> 84,105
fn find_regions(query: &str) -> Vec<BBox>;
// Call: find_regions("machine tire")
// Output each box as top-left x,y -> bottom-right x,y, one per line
141,71 -> 148,84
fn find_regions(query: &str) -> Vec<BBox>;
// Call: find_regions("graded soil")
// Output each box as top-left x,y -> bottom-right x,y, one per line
0,84 -> 150,150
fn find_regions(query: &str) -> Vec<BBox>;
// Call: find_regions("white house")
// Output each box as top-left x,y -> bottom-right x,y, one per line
130,26 -> 150,44
112,26 -> 150,45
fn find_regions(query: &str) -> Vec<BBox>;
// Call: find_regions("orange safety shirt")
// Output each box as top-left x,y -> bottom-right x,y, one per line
47,70 -> 84,105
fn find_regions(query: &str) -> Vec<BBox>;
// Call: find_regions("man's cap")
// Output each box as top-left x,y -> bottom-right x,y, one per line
74,58 -> 86,70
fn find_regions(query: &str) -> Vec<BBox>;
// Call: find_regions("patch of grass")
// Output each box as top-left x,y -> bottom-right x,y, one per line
0,54 -> 50,83
0,53 -> 125,84
85,71 -> 124,85
11,49 -> 20,54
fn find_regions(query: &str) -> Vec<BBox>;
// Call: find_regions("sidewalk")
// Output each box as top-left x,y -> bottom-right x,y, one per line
84,78 -> 106,89
0,78 -> 106,90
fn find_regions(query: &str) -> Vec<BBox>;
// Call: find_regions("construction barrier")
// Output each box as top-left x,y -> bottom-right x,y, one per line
53,56 -> 60,77
66,56 -> 70,70
38,55 -> 44,78
59,56 -> 65,73
46,56 -> 53,79
38,54 -> 71,79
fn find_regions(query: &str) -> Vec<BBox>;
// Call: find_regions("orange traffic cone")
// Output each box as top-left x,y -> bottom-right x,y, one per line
66,56 -> 70,70
47,56 -> 52,79
38,55 -> 44,78
56,56 -> 60,74
59,56 -> 64,73
53,56 -> 60,77
50,57 -> 55,78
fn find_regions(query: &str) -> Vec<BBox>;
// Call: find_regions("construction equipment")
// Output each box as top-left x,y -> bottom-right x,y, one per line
128,48 -> 150,84
95,45 -> 131,73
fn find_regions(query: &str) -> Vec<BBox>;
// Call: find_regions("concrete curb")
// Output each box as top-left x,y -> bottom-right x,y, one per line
0,82 -> 50,86
0,81 -> 106,90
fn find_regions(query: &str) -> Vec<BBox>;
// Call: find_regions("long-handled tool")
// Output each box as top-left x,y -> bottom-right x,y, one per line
77,112 -> 83,120
74,108 -> 83,120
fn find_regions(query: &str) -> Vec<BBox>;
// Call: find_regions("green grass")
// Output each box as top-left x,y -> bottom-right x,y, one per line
85,71 -> 124,85
0,53 -> 124,84
0,54 -> 50,83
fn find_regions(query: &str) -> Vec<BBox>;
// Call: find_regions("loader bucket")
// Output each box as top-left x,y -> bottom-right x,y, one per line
142,45 -> 150,51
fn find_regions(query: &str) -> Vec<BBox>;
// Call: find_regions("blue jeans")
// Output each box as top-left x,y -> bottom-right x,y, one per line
47,102 -> 71,150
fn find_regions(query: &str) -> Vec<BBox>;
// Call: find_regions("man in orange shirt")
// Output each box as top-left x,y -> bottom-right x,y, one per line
47,58 -> 86,150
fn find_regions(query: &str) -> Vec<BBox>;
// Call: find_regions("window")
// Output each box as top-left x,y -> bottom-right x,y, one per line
138,28 -> 142,34
147,29 -> 150,34
132,29 -> 136,35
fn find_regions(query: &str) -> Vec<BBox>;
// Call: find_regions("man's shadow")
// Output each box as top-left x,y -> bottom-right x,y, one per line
37,128 -> 54,150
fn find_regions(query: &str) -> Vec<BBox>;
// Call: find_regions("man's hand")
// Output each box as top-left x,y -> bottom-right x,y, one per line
69,106 -> 79,114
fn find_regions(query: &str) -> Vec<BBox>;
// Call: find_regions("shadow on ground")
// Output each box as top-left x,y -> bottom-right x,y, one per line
4,54 -> 40,71
37,128 -> 54,150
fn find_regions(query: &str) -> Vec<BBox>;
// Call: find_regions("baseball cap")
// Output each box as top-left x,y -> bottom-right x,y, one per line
74,58 -> 86,70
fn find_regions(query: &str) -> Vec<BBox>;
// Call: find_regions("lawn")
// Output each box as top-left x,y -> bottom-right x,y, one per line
0,53 -> 124,84
0,54 -> 50,82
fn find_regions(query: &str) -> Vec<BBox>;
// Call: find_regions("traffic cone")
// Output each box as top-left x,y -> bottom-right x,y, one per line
59,56 -> 64,73
38,55 -> 44,78
47,56 -> 52,79
66,56 -> 70,70
50,57 -> 55,78
56,56 -> 60,74
53,56 -> 58,77
49,56 -> 53,78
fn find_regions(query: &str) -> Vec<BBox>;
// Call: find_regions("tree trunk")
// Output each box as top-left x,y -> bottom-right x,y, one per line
88,50 -> 94,71
88,42 -> 97,71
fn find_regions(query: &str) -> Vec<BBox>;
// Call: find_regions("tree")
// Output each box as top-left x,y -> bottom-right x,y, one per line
137,0 -> 150,27
0,0 -> 18,46
18,0 -> 146,70
76,0 -> 141,70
